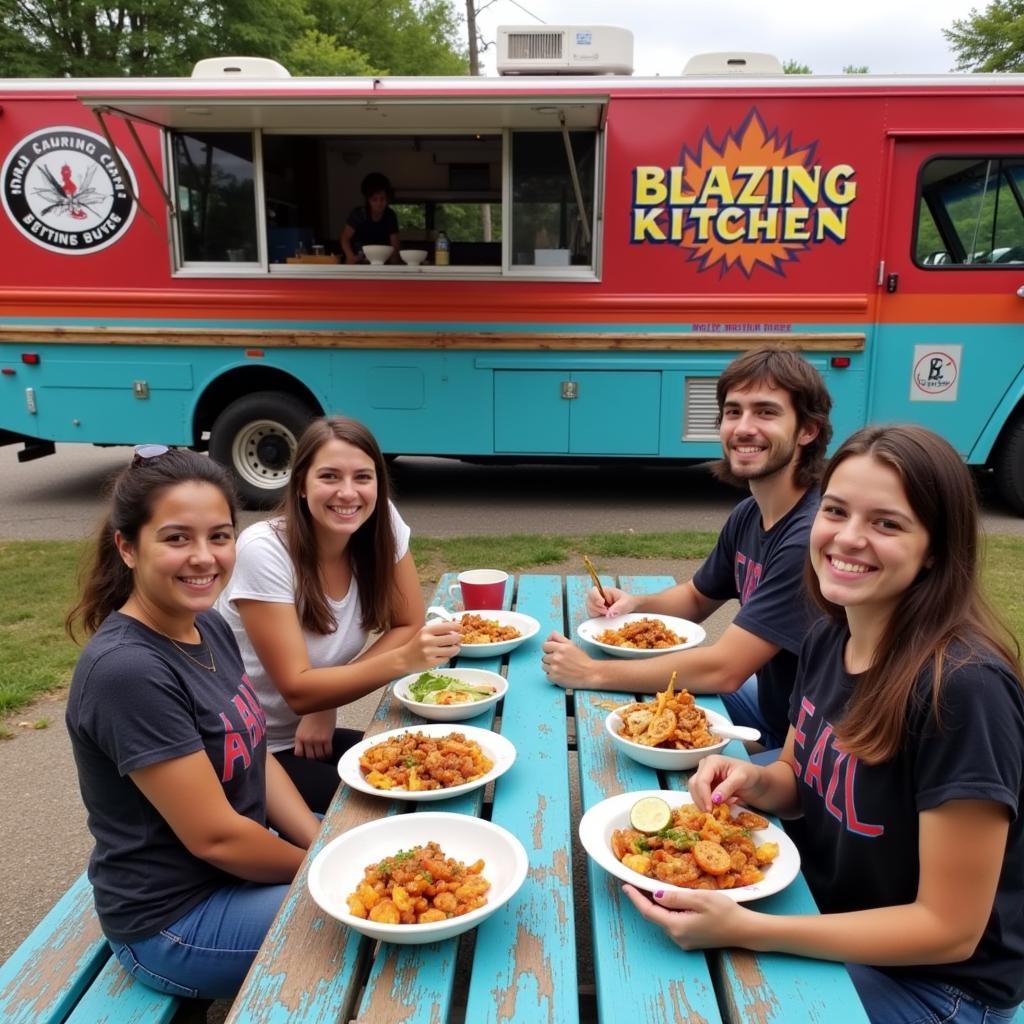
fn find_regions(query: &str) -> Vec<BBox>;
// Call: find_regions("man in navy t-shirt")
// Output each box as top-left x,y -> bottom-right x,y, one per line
541,347 -> 833,752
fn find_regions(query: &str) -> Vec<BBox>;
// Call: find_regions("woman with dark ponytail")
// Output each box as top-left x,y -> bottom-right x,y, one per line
66,447 -> 319,1000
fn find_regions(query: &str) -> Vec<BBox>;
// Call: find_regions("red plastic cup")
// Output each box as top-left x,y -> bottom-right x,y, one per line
449,569 -> 508,611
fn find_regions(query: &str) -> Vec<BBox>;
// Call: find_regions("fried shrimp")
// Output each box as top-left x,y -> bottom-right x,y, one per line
359,731 -> 494,791
614,677 -> 717,751
346,842 -> 489,924
458,614 -> 521,644
610,802 -> 779,890
595,617 -> 684,649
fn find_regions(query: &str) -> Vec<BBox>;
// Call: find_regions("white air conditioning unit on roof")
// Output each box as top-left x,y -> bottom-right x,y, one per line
497,26 -> 633,75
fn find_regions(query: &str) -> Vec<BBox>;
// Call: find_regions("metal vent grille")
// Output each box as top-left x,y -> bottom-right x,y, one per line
507,32 -> 563,60
683,378 -> 720,440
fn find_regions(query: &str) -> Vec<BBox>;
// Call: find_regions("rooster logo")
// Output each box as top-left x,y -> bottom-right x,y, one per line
36,162 -> 105,221
2,126 -> 137,254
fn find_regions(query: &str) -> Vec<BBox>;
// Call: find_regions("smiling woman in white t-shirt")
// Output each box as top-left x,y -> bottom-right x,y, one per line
217,417 -> 461,811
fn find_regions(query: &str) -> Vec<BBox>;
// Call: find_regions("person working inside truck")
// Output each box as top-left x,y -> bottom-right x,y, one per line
341,172 -> 400,264
216,416 -> 461,812
631,425 -> 1024,1024
541,347 -> 833,759
65,447 -> 320,999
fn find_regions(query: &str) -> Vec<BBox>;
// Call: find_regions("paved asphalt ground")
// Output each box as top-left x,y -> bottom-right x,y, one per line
1,442 -> 1020,1003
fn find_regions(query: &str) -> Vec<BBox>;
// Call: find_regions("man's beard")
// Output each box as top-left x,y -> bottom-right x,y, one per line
709,439 -> 798,490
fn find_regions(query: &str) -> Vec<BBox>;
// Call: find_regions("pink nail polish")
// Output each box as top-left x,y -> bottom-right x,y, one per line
653,889 -> 665,899
712,793 -> 723,805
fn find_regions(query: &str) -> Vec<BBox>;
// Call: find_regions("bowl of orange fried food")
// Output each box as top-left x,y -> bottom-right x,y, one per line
577,612 -> 705,659
338,723 -> 516,801
308,811 -> 529,943
578,789 -> 799,902
454,610 -> 540,658
605,677 -> 731,770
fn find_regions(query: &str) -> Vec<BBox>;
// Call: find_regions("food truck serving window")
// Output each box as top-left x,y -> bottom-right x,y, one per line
164,121 -> 601,276
173,132 -> 259,264
915,156 -> 1024,267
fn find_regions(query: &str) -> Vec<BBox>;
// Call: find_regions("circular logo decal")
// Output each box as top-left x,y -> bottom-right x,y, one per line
1,126 -> 137,254
912,350 -> 958,395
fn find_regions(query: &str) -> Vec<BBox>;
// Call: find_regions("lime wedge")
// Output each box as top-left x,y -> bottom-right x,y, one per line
629,796 -> 672,834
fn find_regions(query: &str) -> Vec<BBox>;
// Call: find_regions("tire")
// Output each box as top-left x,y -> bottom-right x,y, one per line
209,392 -> 316,509
994,414 -> 1024,516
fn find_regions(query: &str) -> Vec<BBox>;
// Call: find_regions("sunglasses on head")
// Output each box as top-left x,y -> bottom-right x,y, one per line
131,443 -> 170,467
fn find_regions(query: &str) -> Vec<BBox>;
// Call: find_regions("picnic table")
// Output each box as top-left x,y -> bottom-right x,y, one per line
225,572 -> 869,1024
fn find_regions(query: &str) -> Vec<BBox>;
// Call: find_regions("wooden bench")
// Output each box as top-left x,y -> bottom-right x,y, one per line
0,871 -> 182,1024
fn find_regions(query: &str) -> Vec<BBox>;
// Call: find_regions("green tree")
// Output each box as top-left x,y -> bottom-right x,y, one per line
284,30 -> 381,76
0,0 -> 467,77
944,0 -> 1024,71
783,59 -> 812,73
842,64 -> 869,73
305,0 -> 468,75
0,0 -> 312,76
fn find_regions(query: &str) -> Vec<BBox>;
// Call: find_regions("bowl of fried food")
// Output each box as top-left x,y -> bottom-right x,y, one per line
606,679 -> 732,770
576,613 -> 706,659
578,790 -> 798,902
338,723 -> 516,800
393,667 -> 507,722
308,811 -> 529,943
454,610 -> 540,658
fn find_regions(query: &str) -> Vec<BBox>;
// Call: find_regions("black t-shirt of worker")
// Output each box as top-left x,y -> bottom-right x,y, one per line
790,620 -> 1024,1009
692,488 -> 819,741
346,205 -> 398,250
66,611 -> 269,942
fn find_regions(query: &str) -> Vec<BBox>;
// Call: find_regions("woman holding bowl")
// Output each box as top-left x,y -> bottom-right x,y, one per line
216,416 -> 461,812
626,425 -> 1024,1024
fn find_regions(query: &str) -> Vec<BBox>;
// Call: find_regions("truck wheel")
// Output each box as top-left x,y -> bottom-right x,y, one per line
209,392 -> 315,509
994,414 -> 1024,515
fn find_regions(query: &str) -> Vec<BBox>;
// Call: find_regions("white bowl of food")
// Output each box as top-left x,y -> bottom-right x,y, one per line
578,790 -> 799,902
399,248 -> 428,266
308,811 -> 528,943
362,244 -> 393,265
606,702 -> 733,771
393,667 -> 507,722
338,722 -> 516,801
577,613 -> 706,659
455,610 -> 540,658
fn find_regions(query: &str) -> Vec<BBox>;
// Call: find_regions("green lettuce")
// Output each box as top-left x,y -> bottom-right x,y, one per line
407,672 -> 497,704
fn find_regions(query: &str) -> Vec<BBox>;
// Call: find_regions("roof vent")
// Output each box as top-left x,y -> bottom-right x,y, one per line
191,56 -> 291,78
682,52 -> 783,75
497,25 -> 633,75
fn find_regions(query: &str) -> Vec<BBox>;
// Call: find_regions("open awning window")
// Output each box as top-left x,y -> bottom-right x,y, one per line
78,89 -> 607,133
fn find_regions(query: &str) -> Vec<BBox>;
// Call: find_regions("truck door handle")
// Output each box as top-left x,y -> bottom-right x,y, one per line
1017,285 -> 1024,299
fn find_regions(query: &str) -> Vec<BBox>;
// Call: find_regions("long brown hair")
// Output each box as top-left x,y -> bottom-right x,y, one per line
805,425 -> 1021,763
712,346 -> 833,489
276,417 -> 398,635
66,449 -> 238,641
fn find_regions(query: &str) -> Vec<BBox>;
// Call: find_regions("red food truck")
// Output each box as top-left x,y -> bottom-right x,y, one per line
2,32 -> 1023,508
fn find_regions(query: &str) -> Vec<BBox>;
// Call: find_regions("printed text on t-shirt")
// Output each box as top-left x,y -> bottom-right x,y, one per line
792,696 -> 884,838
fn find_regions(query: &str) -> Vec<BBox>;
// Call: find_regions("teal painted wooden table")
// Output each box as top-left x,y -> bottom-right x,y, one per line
225,573 -> 869,1024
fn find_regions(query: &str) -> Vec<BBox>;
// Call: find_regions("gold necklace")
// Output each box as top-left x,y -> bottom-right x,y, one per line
167,630 -> 217,673
122,606 -> 217,672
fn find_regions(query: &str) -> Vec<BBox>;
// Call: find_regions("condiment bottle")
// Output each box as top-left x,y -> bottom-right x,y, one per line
435,230 -> 450,266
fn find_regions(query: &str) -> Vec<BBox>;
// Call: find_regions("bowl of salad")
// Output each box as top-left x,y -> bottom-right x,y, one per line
392,668 -> 507,722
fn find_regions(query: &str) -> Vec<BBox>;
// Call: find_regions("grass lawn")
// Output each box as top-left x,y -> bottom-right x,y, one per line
2,532 -> 1022,734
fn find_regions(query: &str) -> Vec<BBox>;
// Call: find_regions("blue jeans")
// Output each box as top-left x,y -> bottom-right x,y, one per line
847,964 -> 1019,1023
110,881 -> 289,1000
721,675 -> 784,763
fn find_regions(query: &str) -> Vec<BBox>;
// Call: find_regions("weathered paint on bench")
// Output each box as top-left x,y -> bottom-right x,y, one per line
0,871 -> 180,1024
462,573 -> 578,1024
